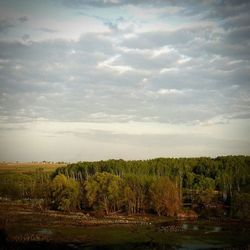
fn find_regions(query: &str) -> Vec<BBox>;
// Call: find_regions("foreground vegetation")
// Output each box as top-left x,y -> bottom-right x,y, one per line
0,200 -> 249,249
0,156 -> 250,218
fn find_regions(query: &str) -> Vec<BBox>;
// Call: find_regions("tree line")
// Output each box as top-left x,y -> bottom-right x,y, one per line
0,156 -> 249,218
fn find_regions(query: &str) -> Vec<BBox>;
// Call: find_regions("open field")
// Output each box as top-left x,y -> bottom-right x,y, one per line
0,162 -> 66,173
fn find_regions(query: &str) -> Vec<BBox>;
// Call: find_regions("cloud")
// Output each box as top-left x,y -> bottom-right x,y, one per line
0,19 -> 13,33
39,27 -> 58,33
97,54 -> 134,73
157,89 -> 184,95
18,16 -> 28,23
0,0 -> 249,131
62,0 -> 123,8
0,18 -> 249,126
1,119 -> 249,161
22,34 -> 30,41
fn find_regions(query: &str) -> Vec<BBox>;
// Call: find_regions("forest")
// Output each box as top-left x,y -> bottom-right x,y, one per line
0,156 -> 249,219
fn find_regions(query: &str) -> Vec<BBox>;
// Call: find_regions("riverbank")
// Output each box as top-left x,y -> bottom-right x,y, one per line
1,200 -> 250,249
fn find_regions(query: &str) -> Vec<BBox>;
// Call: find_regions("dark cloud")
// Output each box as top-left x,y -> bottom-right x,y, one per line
0,19 -> 13,33
221,13 -> 250,30
18,16 -> 28,23
203,0 -> 250,19
225,26 -> 250,44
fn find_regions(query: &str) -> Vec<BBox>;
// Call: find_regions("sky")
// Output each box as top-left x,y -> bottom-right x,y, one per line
0,0 -> 249,162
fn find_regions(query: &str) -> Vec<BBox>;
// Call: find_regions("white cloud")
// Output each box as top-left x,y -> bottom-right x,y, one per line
157,89 -> 184,95
151,46 -> 176,57
97,54 -> 133,73
160,67 -> 179,74
177,55 -> 192,64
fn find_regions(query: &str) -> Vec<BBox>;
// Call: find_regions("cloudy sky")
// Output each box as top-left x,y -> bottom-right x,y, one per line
0,0 -> 249,162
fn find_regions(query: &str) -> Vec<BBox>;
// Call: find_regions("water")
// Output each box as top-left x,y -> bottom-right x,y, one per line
7,221 -> 250,250
38,228 -> 53,235
79,221 -> 248,250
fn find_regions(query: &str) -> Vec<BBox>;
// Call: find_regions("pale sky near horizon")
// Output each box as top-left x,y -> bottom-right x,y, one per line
0,0 -> 249,162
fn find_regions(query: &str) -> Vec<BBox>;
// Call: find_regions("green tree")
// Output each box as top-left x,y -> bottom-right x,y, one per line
51,174 -> 79,212
123,185 -> 136,214
123,175 -> 152,214
231,192 -> 250,219
84,172 -> 123,214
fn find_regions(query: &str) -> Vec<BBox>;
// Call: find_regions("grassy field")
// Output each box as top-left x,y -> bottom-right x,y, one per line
0,162 -> 66,173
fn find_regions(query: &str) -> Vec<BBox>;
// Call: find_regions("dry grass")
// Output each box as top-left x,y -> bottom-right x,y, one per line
0,162 -> 66,173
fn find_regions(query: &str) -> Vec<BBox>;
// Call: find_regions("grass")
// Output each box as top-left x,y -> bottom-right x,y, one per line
0,162 -> 65,173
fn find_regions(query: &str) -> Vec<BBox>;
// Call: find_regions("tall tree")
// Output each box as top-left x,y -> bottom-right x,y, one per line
84,172 -> 123,214
150,177 -> 180,216
51,174 -> 79,212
